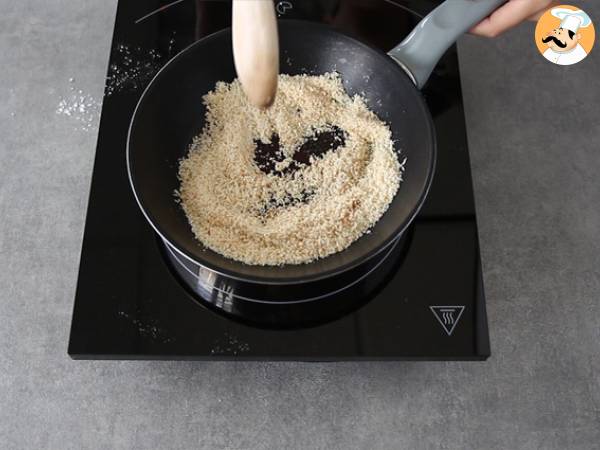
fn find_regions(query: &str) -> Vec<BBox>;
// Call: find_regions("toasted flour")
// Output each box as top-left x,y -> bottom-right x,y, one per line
178,73 -> 403,265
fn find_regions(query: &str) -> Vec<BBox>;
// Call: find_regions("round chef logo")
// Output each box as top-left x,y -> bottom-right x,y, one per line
535,5 -> 595,65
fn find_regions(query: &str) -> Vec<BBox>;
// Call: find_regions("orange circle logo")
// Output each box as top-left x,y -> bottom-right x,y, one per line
535,5 -> 595,65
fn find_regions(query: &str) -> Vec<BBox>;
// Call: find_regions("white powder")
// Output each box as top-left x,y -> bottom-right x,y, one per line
55,83 -> 101,132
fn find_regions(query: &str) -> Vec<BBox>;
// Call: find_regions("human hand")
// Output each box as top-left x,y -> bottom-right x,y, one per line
471,0 -> 560,37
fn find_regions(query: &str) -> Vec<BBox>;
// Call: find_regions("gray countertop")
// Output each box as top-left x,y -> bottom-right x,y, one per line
1,1 -> 599,448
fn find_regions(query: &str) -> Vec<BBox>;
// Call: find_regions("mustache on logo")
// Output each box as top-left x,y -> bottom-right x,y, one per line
542,35 -> 567,48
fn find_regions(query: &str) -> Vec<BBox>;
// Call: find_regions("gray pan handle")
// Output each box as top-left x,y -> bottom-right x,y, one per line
388,0 -> 506,89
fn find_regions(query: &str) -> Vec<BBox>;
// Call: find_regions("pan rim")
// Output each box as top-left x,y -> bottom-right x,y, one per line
127,20 -> 437,285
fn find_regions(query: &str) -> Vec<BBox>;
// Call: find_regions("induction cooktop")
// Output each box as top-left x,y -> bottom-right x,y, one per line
68,0 -> 490,361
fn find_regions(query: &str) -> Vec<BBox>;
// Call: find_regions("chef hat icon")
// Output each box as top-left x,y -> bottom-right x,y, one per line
551,8 -> 593,33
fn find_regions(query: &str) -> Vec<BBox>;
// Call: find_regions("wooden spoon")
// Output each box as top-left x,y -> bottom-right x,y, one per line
232,0 -> 279,108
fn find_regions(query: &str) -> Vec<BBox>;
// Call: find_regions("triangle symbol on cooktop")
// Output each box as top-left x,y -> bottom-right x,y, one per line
430,306 -> 465,336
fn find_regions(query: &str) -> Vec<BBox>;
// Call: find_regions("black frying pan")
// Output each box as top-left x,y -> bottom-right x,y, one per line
127,1 -> 504,284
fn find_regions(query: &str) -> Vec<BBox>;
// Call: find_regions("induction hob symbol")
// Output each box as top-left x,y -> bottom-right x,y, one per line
430,306 -> 465,336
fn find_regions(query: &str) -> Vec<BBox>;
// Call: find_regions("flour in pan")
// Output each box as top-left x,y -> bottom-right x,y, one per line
177,73 -> 403,265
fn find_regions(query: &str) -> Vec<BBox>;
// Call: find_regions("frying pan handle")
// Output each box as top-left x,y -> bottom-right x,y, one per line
388,0 -> 506,89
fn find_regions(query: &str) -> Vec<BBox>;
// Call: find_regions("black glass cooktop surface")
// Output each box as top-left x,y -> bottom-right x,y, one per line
68,0 -> 490,360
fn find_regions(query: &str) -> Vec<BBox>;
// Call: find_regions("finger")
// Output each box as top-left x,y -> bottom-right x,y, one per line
527,1 -> 561,21
470,0 -> 552,38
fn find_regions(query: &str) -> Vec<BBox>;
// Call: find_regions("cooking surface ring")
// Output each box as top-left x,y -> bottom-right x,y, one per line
159,227 -> 415,328
163,235 -> 402,304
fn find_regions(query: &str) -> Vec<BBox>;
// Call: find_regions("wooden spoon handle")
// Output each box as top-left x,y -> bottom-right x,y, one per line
232,0 -> 279,108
